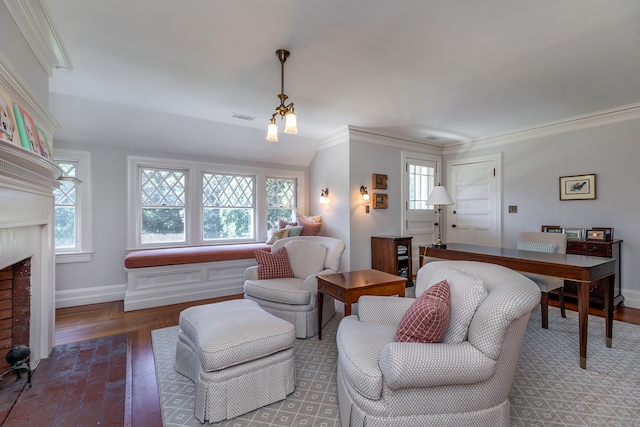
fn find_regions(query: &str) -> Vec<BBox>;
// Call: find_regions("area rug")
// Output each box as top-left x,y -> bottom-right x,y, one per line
152,308 -> 640,427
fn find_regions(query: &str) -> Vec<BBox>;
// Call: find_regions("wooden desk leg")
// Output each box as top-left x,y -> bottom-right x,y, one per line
344,303 -> 351,316
578,281 -> 589,369
317,291 -> 324,341
605,274 -> 615,348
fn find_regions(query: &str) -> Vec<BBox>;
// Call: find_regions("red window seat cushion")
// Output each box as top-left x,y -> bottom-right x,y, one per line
124,243 -> 272,269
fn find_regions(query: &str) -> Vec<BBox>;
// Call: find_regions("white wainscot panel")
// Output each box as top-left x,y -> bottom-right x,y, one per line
124,258 -> 257,311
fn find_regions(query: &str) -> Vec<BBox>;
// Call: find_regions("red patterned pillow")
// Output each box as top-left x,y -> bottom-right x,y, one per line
300,221 -> 322,236
394,279 -> 450,343
278,220 -> 297,229
254,247 -> 294,280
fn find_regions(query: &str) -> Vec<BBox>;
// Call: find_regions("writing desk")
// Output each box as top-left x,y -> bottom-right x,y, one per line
420,244 -> 616,369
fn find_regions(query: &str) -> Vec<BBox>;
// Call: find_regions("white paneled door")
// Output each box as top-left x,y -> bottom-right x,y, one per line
446,154 -> 501,247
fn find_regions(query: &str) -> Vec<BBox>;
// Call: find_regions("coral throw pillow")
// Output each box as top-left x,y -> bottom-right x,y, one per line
278,220 -> 297,229
394,279 -> 450,343
300,221 -> 322,236
254,247 -> 294,280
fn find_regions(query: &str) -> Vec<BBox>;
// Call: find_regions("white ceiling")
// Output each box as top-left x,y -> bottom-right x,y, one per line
45,0 -> 640,166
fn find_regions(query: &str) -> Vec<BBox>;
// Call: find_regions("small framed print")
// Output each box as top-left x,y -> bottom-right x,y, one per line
541,225 -> 562,233
563,228 -> 585,239
373,193 -> 388,209
592,227 -> 613,240
586,229 -> 606,241
559,174 -> 596,200
372,173 -> 388,190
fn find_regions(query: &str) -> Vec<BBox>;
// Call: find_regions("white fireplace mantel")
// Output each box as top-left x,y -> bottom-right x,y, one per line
1,30 -> 62,367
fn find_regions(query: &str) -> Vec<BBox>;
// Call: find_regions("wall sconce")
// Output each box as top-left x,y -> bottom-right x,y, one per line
319,188 -> 329,204
360,186 -> 370,213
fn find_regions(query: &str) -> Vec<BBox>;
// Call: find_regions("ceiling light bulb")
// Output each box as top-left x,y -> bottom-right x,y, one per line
266,122 -> 278,142
284,111 -> 298,134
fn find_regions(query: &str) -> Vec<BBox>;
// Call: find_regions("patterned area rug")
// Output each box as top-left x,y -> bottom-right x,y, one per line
152,307 -> 640,427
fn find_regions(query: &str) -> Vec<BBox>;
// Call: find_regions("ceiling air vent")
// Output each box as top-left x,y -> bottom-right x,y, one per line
425,135 -> 439,141
231,112 -> 257,121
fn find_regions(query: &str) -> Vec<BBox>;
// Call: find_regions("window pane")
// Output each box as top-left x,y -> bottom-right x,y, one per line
141,169 -> 186,207
409,164 -> 435,210
203,208 -> 253,240
267,208 -> 296,230
54,162 -> 79,250
202,173 -> 255,240
266,178 -> 297,229
141,207 -> 185,244
55,206 -> 76,248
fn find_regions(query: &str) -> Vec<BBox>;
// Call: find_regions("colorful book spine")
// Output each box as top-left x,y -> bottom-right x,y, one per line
13,103 -> 32,151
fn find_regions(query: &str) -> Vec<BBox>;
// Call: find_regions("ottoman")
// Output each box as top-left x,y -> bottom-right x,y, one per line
175,299 -> 296,423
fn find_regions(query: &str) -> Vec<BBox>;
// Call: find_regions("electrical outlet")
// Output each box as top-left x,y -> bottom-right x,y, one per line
508,205 -> 517,213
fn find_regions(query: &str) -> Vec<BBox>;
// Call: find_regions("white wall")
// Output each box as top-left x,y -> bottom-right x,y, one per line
0,3 -> 49,104
309,135 -> 351,270
53,139 -> 308,306
309,128 -> 443,272
444,115 -> 640,308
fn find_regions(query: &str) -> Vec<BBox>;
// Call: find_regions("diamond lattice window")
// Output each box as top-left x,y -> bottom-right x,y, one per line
202,173 -> 255,240
140,168 -> 186,244
266,177 -> 297,229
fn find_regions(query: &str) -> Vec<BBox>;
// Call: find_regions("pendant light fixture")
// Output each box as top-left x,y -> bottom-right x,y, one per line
266,49 -> 298,142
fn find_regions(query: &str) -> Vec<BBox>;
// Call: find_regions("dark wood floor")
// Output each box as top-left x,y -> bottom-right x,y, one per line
54,295 -> 640,427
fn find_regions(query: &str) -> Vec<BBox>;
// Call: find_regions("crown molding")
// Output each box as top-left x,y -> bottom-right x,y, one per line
347,126 -> 443,154
316,126 -> 350,151
443,103 -> 640,156
2,0 -> 72,77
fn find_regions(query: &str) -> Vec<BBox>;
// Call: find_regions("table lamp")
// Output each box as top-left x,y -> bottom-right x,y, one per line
426,185 -> 454,248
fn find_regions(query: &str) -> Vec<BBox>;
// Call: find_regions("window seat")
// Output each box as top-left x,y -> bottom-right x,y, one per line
124,243 -> 271,269
123,243 -> 271,312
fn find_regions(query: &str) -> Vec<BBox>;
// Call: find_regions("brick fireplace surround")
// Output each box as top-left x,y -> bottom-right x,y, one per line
0,259 -> 31,373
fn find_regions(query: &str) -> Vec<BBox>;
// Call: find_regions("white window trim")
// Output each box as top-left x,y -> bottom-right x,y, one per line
53,148 -> 93,263
127,155 -> 306,250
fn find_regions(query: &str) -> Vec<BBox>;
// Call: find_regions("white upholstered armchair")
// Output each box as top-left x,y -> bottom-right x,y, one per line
244,236 -> 346,338
336,261 -> 540,427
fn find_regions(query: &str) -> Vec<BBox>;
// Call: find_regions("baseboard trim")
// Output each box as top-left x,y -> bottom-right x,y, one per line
55,283 -> 127,308
621,289 -> 640,310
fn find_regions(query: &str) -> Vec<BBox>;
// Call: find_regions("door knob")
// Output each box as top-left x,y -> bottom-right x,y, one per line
452,224 -> 457,228
452,210 -> 457,214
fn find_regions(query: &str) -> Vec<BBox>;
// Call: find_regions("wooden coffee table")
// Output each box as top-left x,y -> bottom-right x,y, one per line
316,269 -> 407,340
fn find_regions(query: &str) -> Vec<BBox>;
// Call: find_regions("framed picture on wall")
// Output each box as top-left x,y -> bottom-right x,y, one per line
373,193 -> 388,209
372,173 -> 388,190
559,174 -> 596,200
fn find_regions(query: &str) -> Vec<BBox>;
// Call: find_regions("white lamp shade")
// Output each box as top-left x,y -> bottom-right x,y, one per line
284,111 -> 298,134
426,186 -> 454,206
266,122 -> 278,142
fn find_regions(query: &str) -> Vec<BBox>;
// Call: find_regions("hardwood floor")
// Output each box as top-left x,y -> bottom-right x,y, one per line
55,294 -> 243,427
54,295 -> 640,427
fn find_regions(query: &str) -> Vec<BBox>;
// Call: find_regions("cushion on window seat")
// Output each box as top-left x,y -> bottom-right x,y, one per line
124,243 -> 272,269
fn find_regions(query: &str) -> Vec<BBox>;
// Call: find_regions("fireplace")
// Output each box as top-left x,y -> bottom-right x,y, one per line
0,259 -> 31,373
1,142 -> 61,369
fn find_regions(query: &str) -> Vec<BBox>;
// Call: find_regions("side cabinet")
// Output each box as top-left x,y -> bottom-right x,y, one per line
371,236 -> 413,287
565,239 -> 624,308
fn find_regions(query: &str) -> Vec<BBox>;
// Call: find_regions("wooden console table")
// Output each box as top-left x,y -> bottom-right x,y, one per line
420,244 -> 616,369
316,269 -> 406,340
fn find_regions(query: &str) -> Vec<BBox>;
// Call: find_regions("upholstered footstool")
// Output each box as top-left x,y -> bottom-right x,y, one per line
175,299 -> 296,423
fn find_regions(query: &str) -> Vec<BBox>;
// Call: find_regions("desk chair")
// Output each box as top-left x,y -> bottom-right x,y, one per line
518,231 -> 567,328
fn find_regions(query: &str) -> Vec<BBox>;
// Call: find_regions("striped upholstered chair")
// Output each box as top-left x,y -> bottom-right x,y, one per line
336,261 -> 540,427
517,231 -> 568,328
